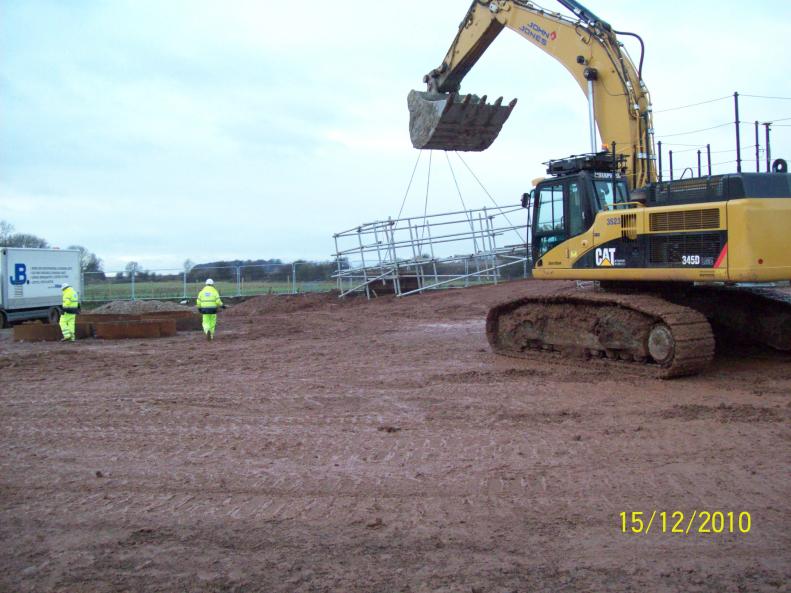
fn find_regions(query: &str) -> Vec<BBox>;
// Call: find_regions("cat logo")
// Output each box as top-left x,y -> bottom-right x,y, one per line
595,247 -> 616,267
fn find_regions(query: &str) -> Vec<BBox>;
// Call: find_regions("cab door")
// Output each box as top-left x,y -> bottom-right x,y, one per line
531,176 -> 594,266
531,181 -> 566,263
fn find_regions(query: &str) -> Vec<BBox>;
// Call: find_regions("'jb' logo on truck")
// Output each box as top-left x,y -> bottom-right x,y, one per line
9,263 -> 28,285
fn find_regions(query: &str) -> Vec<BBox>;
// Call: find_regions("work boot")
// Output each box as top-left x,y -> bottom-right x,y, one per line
209,332 -> 214,341
206,332 -> 211,342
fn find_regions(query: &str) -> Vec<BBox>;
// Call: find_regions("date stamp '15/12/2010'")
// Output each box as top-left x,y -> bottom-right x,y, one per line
620,511 -> 752,535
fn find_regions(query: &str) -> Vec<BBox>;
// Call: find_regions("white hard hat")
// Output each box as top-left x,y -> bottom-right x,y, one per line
61,283 -> 70,290
205,278 -> 214,285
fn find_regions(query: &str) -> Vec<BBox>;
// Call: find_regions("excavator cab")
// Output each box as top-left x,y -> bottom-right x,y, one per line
527,152 -> 628,261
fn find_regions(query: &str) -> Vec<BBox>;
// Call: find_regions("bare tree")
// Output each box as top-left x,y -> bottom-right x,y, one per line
124,261 -> 141,277
5,233 -> 49,248
68,245 -> 104,273
0,220 -> 14,244
0,220 -> 50,247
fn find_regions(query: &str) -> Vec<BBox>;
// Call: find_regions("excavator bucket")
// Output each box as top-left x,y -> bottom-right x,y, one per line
408,90 -> 517,152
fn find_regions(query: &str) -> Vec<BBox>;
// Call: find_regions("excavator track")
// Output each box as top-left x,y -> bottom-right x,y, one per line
486,291 -> 715,379
665,286 -> 791,352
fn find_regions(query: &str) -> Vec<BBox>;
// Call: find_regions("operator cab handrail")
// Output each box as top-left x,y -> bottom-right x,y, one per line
608,201 -> 644,210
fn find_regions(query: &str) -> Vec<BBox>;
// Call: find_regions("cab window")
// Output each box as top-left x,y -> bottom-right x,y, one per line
534,183 -> 565,257
593,179 -> 629,210
537,234 -> 564,256
535,184 -> 564,231
568,182 -> 585,236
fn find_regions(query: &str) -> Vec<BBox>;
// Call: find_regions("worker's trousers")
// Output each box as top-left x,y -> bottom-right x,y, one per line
202,313 -> 217,337
60,312 -> 76,341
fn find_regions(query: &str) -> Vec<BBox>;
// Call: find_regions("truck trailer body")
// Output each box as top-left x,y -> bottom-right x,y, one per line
0,248 -> 81,326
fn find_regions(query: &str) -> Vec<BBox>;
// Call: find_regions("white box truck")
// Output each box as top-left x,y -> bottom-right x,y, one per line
1,247 -> 81,327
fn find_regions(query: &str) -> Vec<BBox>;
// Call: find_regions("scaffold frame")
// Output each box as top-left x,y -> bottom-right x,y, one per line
333,204 -> 530,298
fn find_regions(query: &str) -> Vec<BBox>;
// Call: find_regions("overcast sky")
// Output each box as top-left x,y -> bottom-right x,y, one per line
2,0 -> 790,271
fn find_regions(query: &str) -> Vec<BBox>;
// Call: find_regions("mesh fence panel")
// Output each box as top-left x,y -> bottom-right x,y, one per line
83,263 -> 336,302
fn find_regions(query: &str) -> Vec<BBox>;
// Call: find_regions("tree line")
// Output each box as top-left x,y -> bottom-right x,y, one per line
1,220 -> 339,282
115,259 -> 339,282
0,220 -> 103,273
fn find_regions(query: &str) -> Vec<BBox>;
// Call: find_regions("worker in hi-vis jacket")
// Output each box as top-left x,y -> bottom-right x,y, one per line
60,282 -> 80,341
196,278 -> 224,341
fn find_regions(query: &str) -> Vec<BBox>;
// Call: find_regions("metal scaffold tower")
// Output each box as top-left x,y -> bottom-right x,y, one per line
333,204 -> 530,298
333,150 -> 531,298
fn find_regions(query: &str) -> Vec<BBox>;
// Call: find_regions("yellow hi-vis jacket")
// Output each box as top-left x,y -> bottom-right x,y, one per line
196,285 -> 223,313
62,286 -> 80,314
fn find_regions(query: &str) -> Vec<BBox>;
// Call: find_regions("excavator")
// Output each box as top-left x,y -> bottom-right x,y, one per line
409,0 -> 791,377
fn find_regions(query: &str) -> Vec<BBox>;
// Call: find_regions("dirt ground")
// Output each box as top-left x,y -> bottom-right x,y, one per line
1,279 -> 789,593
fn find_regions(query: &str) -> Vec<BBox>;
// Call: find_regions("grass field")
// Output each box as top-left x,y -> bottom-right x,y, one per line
83,279 -> 336,302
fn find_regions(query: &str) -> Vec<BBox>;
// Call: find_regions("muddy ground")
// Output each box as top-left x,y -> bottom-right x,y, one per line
1,279 -> 789,593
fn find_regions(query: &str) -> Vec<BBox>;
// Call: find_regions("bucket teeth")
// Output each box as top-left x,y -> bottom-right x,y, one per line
408,90 -> 517,151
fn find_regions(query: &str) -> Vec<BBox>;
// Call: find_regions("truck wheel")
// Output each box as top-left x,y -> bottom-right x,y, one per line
47,307 -> 61,325
0,311 -> 7,329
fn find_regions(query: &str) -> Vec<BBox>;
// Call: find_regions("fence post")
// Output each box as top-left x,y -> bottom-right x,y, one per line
333,235 -> 342,293
291,263 -> 297,294
236,266 -> 241,297
488,213 -> 499,285
182,272 -> 187,299
131,271 -> 136,301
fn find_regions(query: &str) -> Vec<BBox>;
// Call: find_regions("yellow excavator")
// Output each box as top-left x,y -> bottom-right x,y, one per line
409,0 -> 791,377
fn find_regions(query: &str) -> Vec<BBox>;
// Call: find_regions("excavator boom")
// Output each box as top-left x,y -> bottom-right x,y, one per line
409,0 -> 655,189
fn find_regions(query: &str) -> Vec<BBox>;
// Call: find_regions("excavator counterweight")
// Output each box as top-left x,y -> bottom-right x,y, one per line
408,90 -> 517,152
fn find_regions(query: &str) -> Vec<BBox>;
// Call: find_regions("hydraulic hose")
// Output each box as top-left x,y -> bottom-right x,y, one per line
612,29 -> 645,83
